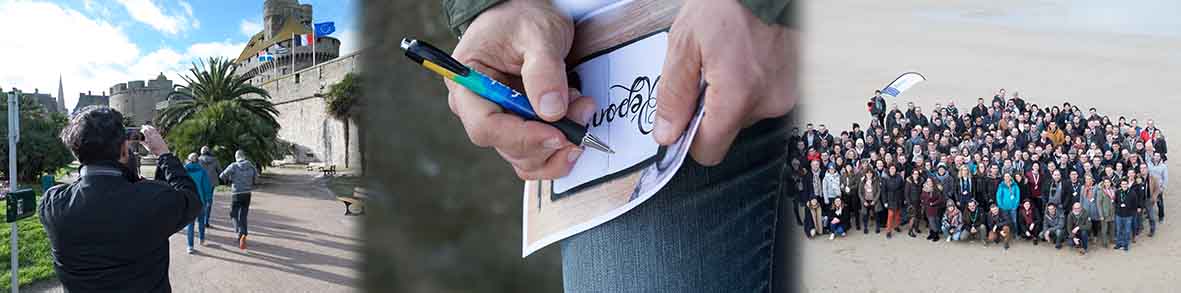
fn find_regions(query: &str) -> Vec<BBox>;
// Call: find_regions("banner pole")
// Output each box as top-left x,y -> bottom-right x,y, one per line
9,89 -> 21,293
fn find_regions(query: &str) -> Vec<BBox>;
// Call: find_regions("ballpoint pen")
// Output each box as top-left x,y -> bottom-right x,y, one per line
400,37 -> 614,154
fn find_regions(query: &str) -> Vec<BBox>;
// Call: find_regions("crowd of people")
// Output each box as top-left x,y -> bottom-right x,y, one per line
787,88 -> 1168,255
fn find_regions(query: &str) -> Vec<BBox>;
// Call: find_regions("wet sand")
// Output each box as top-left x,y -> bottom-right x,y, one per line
796,0 -> 1181,291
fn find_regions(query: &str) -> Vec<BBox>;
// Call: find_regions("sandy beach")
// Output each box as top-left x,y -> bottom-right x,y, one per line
796,0 -> 1181,291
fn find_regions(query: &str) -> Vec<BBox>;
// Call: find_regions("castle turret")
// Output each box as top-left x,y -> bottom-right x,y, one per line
109,73 -> 174,125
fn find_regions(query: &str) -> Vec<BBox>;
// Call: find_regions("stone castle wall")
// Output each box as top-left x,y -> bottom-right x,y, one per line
251,52 -> 362,169
110,78 -> 172,125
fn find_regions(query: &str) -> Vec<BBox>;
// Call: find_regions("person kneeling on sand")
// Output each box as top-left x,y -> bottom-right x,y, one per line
805,197 -> 824,238
1041,203 -> 1065,249
828,198 -> 850,240
1066,202 -> 1092,255
941,201 -> 963,242
987,203 -> 1012,250
1017,199 -> 1040,244
963,201 -> 986,244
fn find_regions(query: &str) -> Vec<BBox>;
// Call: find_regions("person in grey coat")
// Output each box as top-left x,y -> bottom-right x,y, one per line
220,150 -> 258,251
197,146 -> 221,227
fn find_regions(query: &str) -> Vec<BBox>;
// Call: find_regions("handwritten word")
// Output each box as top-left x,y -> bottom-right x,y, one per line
591,76 -> 661,134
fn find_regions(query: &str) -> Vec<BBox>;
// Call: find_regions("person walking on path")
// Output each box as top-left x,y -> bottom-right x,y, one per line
198,146 -> 221,228
185,153 -> 215,254
221,150 -> 258,251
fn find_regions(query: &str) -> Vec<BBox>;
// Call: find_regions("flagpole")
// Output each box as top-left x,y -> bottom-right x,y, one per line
291,32 -> 296,74
311,17 -> 316,66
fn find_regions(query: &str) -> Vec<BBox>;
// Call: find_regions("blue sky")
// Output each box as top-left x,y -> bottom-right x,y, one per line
0,0 -> 360,110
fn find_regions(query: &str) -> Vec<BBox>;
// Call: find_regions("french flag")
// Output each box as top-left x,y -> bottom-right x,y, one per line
293,33 -> 314,46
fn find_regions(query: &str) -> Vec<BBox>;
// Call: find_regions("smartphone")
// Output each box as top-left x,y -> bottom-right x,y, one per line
126,127 -> 144,141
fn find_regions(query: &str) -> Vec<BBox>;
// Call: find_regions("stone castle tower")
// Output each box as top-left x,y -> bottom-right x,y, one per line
108,73 -> 173,125
235,0 -> 340,84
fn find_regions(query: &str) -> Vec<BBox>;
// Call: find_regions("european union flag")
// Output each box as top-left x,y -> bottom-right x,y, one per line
314,22 -> 335,36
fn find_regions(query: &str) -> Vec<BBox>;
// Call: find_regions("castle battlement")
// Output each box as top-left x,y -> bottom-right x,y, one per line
109,73 -> 173,96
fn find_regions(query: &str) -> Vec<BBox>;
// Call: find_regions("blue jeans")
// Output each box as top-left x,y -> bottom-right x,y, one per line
943,226 -> 963,241
1071,230 -> 1089,250
561,118 -> 784,292
1116,215 -> 1134,248
829,222 -> 846,236
186,200 -> 211,248
1145,203 -> 1158,233
1004,209 -> 1017,226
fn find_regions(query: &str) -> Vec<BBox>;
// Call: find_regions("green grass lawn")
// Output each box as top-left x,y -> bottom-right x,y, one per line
0,186 -> 56,291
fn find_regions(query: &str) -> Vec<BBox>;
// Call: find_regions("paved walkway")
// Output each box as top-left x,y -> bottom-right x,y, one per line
29,167 -> 361,292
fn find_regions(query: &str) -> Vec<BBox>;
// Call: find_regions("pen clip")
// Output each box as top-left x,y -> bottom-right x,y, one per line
401,38 -> 470,76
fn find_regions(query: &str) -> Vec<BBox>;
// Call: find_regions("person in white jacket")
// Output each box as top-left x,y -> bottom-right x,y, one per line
823,167 -> 842,211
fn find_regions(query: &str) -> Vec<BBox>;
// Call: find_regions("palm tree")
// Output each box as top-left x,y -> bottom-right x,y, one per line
324,72 -> 360,169
157,57 -> 278,131
156,57 -> 281,169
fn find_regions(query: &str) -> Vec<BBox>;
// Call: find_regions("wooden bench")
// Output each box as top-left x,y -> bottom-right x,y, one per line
336,186 -> 369,216
305,163 -> 337,176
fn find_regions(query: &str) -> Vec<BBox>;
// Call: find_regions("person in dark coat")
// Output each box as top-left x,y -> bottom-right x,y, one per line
987,203 -> 1013,250
882,165 -> 905,238
826,198 -> 850,240
962,200 -> 987,243
1017,199 -> 1041,244
904,170 -> 925,237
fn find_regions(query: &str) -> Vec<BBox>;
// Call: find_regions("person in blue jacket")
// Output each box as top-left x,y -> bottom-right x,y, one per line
997,172 -> 1021,224
185,153 -> 215,254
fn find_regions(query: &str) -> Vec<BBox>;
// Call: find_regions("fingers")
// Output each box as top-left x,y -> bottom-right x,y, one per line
520,49 -> 570,121
509,146 -> 584,180
565,90 -> 597,126
654,26 -> 703,146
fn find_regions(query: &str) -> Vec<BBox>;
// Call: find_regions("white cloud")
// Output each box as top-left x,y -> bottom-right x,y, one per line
115,0 -> 195,34
240,19 -> 262,37
0,2 -> 244,111
336,29 -> 360,56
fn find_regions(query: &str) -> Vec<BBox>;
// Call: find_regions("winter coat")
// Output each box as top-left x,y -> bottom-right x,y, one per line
1065,211 -> 1092,236
1097,186 -> 1115,222
882,174 -> 905,209
1043,212 -> 1064,235
996,181 -> 1021,211
184,162 -> 214,203
822,172 -> 842,204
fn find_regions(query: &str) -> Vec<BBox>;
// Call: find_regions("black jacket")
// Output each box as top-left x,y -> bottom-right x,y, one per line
882,174 -> 905,209
1115,188 -> 1139,217
39,154 -> 201,292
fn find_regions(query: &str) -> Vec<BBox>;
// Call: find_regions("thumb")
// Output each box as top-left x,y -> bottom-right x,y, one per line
654,29 -> 702,145
520,49 -> 570,122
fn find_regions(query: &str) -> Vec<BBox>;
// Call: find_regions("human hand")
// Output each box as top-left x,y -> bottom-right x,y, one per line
139,125 -> 171,156
654,0 -> 797,165
445,0 -> 596,179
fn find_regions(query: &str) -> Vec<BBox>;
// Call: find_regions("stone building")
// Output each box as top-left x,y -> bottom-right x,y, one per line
2,88 -> 59,113
73,91 -> 110,115
228,0 -> 360,169
109,73 -> 173,125
235,0 -> 341,84
249,52 -> 361,169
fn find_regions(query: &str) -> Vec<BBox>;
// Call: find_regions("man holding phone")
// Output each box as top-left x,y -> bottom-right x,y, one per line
39,106 -> 202,292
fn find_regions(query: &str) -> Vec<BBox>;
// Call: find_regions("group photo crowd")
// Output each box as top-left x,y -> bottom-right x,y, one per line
787,88 -> 1169,255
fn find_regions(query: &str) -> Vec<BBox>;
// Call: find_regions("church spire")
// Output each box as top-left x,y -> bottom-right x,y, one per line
57,74 -> 66,113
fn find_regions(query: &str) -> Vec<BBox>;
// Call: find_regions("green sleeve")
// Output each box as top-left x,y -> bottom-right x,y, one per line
739,0 -> 795,28
444,0 -> 795,37
443,0 -> 505,37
